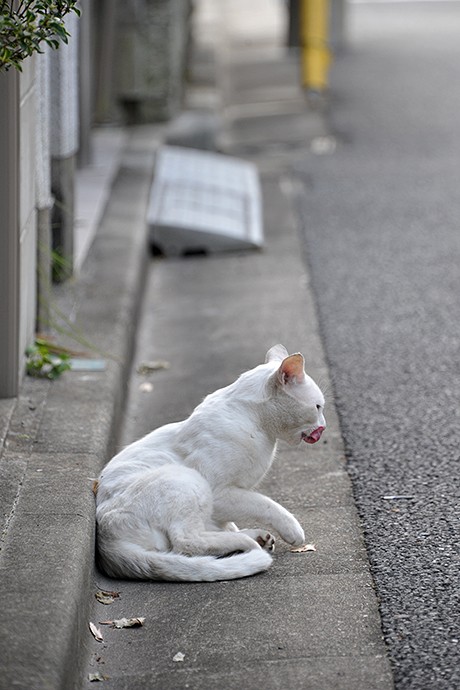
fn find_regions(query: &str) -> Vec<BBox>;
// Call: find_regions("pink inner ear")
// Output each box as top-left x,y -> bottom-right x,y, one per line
278,354 -> 305,385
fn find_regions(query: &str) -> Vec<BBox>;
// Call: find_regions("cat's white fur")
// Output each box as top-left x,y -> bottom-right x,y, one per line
96,345 -> 326,582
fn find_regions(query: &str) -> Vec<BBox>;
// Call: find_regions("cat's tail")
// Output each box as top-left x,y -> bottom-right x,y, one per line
98,541 -> 273,582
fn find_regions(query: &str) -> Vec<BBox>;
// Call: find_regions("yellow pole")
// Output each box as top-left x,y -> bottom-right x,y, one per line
300,0 -> 332,92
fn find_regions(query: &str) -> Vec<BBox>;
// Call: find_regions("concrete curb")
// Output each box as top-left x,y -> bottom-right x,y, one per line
0,127 -> 159,690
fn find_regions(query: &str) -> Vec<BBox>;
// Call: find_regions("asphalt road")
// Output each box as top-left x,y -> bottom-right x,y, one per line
294,2 -> 460,688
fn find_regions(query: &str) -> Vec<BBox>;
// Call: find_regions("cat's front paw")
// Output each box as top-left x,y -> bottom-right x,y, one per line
280,520 -> 305,547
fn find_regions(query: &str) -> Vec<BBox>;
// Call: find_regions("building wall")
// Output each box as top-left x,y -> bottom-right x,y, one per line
0,69 -> 20,397
0,57 -> 37,397
0,0 -> 190,398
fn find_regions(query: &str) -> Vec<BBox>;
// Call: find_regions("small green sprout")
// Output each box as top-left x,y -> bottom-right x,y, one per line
26,339 -> 71,380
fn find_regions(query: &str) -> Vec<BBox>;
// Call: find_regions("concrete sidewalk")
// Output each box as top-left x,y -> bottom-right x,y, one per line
0,2 -> 394,689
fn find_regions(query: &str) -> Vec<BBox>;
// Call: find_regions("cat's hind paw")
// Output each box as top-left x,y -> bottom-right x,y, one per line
241,529 -> 275,552
257,532 -> 275,552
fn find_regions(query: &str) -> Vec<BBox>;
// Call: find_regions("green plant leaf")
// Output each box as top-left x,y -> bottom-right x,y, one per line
0,0 -> 79,71
25,340 -> 72,380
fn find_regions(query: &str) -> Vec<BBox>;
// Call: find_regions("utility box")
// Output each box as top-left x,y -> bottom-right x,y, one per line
147,146 -> 263,256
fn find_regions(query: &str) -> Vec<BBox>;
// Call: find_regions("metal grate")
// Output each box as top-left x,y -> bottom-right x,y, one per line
147,146 -> 263,255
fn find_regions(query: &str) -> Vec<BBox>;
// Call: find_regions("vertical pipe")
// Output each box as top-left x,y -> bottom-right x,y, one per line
35,48 -> 53,333
50,12 -> 80,281
78,0 -> 93,167
94,0 -> 117,123
300,0 -> 331,91
287,0 -> 301,48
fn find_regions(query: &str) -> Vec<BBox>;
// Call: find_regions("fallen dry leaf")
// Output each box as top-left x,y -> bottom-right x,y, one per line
137,360 -> 170,374
92,479 -> 99,496
89,622 -> 104,642
100,617 -> 145,629
95,590 -> 120,605
290,543 -> 317,553
88,672 -> 108,682
173,651 -> 185,662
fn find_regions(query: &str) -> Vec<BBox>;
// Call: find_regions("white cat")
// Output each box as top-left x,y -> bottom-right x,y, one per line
96,345 -> 326,582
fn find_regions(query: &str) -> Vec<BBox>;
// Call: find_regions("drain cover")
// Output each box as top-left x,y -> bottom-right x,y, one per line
147,146 -> 263,256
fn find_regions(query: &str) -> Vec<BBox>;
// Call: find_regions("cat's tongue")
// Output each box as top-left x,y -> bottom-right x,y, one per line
303,427 -> 325,444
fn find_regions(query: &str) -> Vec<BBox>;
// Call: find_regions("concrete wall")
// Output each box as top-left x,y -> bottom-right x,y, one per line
0,69 -> 20,397
0,57 -> 37,398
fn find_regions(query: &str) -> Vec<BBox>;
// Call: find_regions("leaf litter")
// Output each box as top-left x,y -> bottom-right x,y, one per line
137,360 -> 170,374
89,622 -> 104,642
100,617 -> 145,629
88,672 -> 108,682
95,589 -> 120,605
290,543 -> 317,553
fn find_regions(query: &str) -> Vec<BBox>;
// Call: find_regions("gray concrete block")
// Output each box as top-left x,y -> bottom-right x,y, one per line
84,572 -> 388,690
96,656 -> 393,690
0,511 -> 94,690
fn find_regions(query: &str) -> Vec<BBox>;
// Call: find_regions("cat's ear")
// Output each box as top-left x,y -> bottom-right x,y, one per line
277,353 -> 305,386
265,344 -> 289,363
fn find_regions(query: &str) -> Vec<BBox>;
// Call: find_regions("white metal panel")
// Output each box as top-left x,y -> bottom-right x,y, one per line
147,146 -> 263,255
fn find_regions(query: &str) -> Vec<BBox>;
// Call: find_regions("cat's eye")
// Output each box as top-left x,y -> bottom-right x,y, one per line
316,404 -> 322,411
